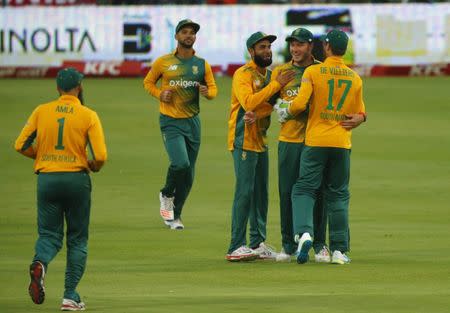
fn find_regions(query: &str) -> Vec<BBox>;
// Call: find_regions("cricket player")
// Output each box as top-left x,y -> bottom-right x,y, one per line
226,31 -> 295,261
144,19 -> 217,230
15,67 -> 107,310
269,28 -> 330,263
277,29 -> 366,264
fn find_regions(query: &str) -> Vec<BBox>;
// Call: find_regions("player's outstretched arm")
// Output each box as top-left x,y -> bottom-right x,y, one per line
233,72 -> 281,112
341,82 -> 367,130
289,70 -> 313,116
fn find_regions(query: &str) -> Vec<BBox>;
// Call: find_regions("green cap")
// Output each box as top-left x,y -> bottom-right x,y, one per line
320,29 -> 348,51
246,31 -> 277,49
175,19 -> 200,33
286,28 -> 313,43
56,67 -> 83,92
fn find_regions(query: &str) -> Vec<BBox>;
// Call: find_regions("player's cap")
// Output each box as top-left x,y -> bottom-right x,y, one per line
176,19 -> 200,34
319,29 -> 348,51
246,31 -> 277,49
286,28 -> 313,43
56,68 -> 84,92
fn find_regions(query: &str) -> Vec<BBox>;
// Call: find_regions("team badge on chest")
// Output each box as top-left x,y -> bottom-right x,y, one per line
192,66 -> 199,74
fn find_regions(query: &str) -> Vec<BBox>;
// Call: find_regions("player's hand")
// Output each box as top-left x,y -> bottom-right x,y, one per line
160,90 -> 173,103
274,103 -> 293,123
88,160 -> 100,172
243,111 -> 257,125
341,113 -> 365,130
276,98 -> 291,109
276,70 -> 296,87
199,84 -> 209,97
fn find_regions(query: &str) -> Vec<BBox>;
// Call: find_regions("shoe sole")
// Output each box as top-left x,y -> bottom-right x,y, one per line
226,254 -> 258,262
169,221 -> 184,230
296,240 -> 312,264
315,257 -> 331,263
164,220 -> 173,227
28,262 -> 45,304
61,305 -> 85,311
331,259 -> 350,265
61,305 -> 86,311
256,255 -> 277,260
276,257 -> 291,263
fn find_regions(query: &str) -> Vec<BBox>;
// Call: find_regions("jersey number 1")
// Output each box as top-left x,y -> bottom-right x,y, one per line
55,117 -> 65,150
326,79 -> 352,111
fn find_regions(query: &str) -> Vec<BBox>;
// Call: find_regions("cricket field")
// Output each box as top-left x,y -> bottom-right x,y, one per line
1,76 -> 449,312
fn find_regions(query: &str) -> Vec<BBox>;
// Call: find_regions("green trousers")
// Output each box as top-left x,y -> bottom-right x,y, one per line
291,146 -> 351,253
159,114 -> 201,219
228,148 -> 268,254
34,171 -> 91,302
278,142 -> 327,255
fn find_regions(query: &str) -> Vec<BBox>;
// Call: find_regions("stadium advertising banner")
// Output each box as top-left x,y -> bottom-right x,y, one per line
6,0 -> 96,5
1,4 -> 449,76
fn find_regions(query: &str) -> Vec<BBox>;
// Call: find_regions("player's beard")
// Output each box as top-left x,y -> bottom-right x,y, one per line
253,54 -> 272,68
179,41 -> 194,49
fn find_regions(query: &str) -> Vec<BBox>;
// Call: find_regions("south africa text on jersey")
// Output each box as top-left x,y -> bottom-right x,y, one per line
41,154 -> 77,163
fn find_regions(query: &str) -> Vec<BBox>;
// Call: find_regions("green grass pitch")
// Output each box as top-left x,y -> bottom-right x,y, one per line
1,76 -> 449,313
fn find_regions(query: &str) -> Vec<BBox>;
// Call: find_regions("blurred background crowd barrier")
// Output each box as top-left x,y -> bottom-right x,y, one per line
1,1 -> 449,77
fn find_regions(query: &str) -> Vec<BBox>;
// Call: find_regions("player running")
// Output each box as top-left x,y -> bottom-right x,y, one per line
15,68 -> 107,310
144,19 -> 217,230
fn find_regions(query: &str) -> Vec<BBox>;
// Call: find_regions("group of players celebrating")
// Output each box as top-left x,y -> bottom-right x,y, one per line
145,19 -> 366,265
16,17 -> 366,311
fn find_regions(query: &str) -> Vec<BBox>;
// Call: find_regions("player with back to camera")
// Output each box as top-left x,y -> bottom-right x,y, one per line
15,67 -> 107,310
277,29 -> 366,265
269,28 -> 331,263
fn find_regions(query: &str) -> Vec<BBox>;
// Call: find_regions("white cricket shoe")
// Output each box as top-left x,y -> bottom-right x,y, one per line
314,245 -> 331,263
295,232 -> 313,264
226,246 -> 257,262
159,192 -> 174,221
163,220 -> 173,227
61,298 -> 86,311
253,242 -> 278,260
275,249 -> 291,263
331,250 -> 351,265
170,218 -> 184,230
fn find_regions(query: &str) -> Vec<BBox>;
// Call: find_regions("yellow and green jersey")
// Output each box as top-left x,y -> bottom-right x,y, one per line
290,56 -> 366,149
228,60 -> 282,152
272,58 -> 321,143
143,50 -> 217,118
14,95 -> 107,173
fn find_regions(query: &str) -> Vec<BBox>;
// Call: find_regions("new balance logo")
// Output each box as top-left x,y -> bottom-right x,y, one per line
168,65 -> 178,71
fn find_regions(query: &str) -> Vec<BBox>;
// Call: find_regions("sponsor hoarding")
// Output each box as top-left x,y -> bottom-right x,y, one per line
1,4 -> 449,68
